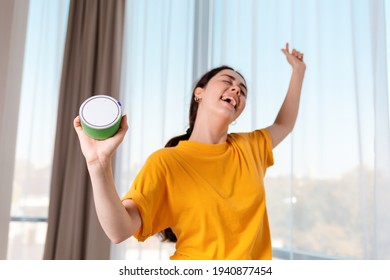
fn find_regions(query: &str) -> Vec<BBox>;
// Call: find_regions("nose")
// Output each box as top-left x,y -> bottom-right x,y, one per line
231,86 -> 241,96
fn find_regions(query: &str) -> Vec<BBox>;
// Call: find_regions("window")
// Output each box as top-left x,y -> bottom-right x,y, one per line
7,0 -> 69,259
114,0 -> 195,259
6,0 -> 389,260
117,0 -> 390,260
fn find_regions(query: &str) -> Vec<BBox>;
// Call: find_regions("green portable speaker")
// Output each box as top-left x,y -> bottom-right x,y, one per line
79,95 -> 122,140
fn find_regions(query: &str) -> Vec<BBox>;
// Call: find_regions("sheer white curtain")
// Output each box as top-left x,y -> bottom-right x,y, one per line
116,0 -> 390,260
114,0 -> 195,259
211,0 -> 390,260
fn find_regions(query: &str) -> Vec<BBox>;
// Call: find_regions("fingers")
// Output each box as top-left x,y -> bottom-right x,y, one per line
281,42 -> 289,55
74,116 -> 91,140
119,115 -> 128,132
74,116 -> 83,133
282,42 -> 304,62
122,115 -> 128,129
292,48 -> 304,61
74,114 -> 128,143
115,115 -> 129,139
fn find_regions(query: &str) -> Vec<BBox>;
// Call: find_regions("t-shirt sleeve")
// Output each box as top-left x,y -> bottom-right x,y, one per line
259,128 -> 274,169
247,128 -> 274,171
121,151 -> 173,241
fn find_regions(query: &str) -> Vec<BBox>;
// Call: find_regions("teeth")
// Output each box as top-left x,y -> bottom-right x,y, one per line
221,96 -> 236,108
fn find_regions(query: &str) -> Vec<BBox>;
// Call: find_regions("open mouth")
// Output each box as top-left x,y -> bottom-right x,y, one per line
220,96 -> 237,109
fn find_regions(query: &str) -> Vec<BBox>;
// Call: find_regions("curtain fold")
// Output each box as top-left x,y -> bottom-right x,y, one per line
44,0 -> 125,260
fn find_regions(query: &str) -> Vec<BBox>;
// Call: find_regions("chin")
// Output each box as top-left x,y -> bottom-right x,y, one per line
216,109 -> 235,120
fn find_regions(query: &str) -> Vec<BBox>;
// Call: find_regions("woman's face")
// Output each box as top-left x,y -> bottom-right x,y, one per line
195,69 -> 247,123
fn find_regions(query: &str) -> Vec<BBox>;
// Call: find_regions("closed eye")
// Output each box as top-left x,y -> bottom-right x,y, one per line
223,80 -> 233,85
220,74 -> 247,97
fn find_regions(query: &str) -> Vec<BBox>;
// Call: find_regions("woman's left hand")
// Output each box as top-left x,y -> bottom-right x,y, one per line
281,42 -> 306,72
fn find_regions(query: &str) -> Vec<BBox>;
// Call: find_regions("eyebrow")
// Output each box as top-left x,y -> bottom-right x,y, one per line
220,74 -> 247,93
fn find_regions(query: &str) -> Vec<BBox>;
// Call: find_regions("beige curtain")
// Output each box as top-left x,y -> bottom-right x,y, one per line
44,0 -> 125,260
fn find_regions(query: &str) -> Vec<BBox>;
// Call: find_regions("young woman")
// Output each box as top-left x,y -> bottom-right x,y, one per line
74,43 -> 305,259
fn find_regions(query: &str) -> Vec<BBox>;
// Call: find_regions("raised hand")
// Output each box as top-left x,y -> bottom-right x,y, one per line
281,42 -> 306,72
74,114 -> 128,166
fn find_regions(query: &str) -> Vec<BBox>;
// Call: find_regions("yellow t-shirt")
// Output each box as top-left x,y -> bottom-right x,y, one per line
122,129 -> 274,259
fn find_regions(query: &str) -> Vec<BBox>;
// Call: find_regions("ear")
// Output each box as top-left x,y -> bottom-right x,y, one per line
194,87 -> 203,99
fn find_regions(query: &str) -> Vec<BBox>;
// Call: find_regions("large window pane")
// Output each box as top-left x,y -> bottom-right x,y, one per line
7,222 -> 47,260
7,0 -> 69,259
117,0 -> 390,260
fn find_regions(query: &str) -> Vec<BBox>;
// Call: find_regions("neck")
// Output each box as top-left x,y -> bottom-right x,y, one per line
189,114 -> 230,144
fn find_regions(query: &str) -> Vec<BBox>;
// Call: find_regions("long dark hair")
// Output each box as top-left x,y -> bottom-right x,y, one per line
159,65 -> 245,242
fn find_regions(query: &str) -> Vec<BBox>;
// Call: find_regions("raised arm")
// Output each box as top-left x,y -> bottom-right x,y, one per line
266,43 -> 306,148
74,115 -> 141,243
